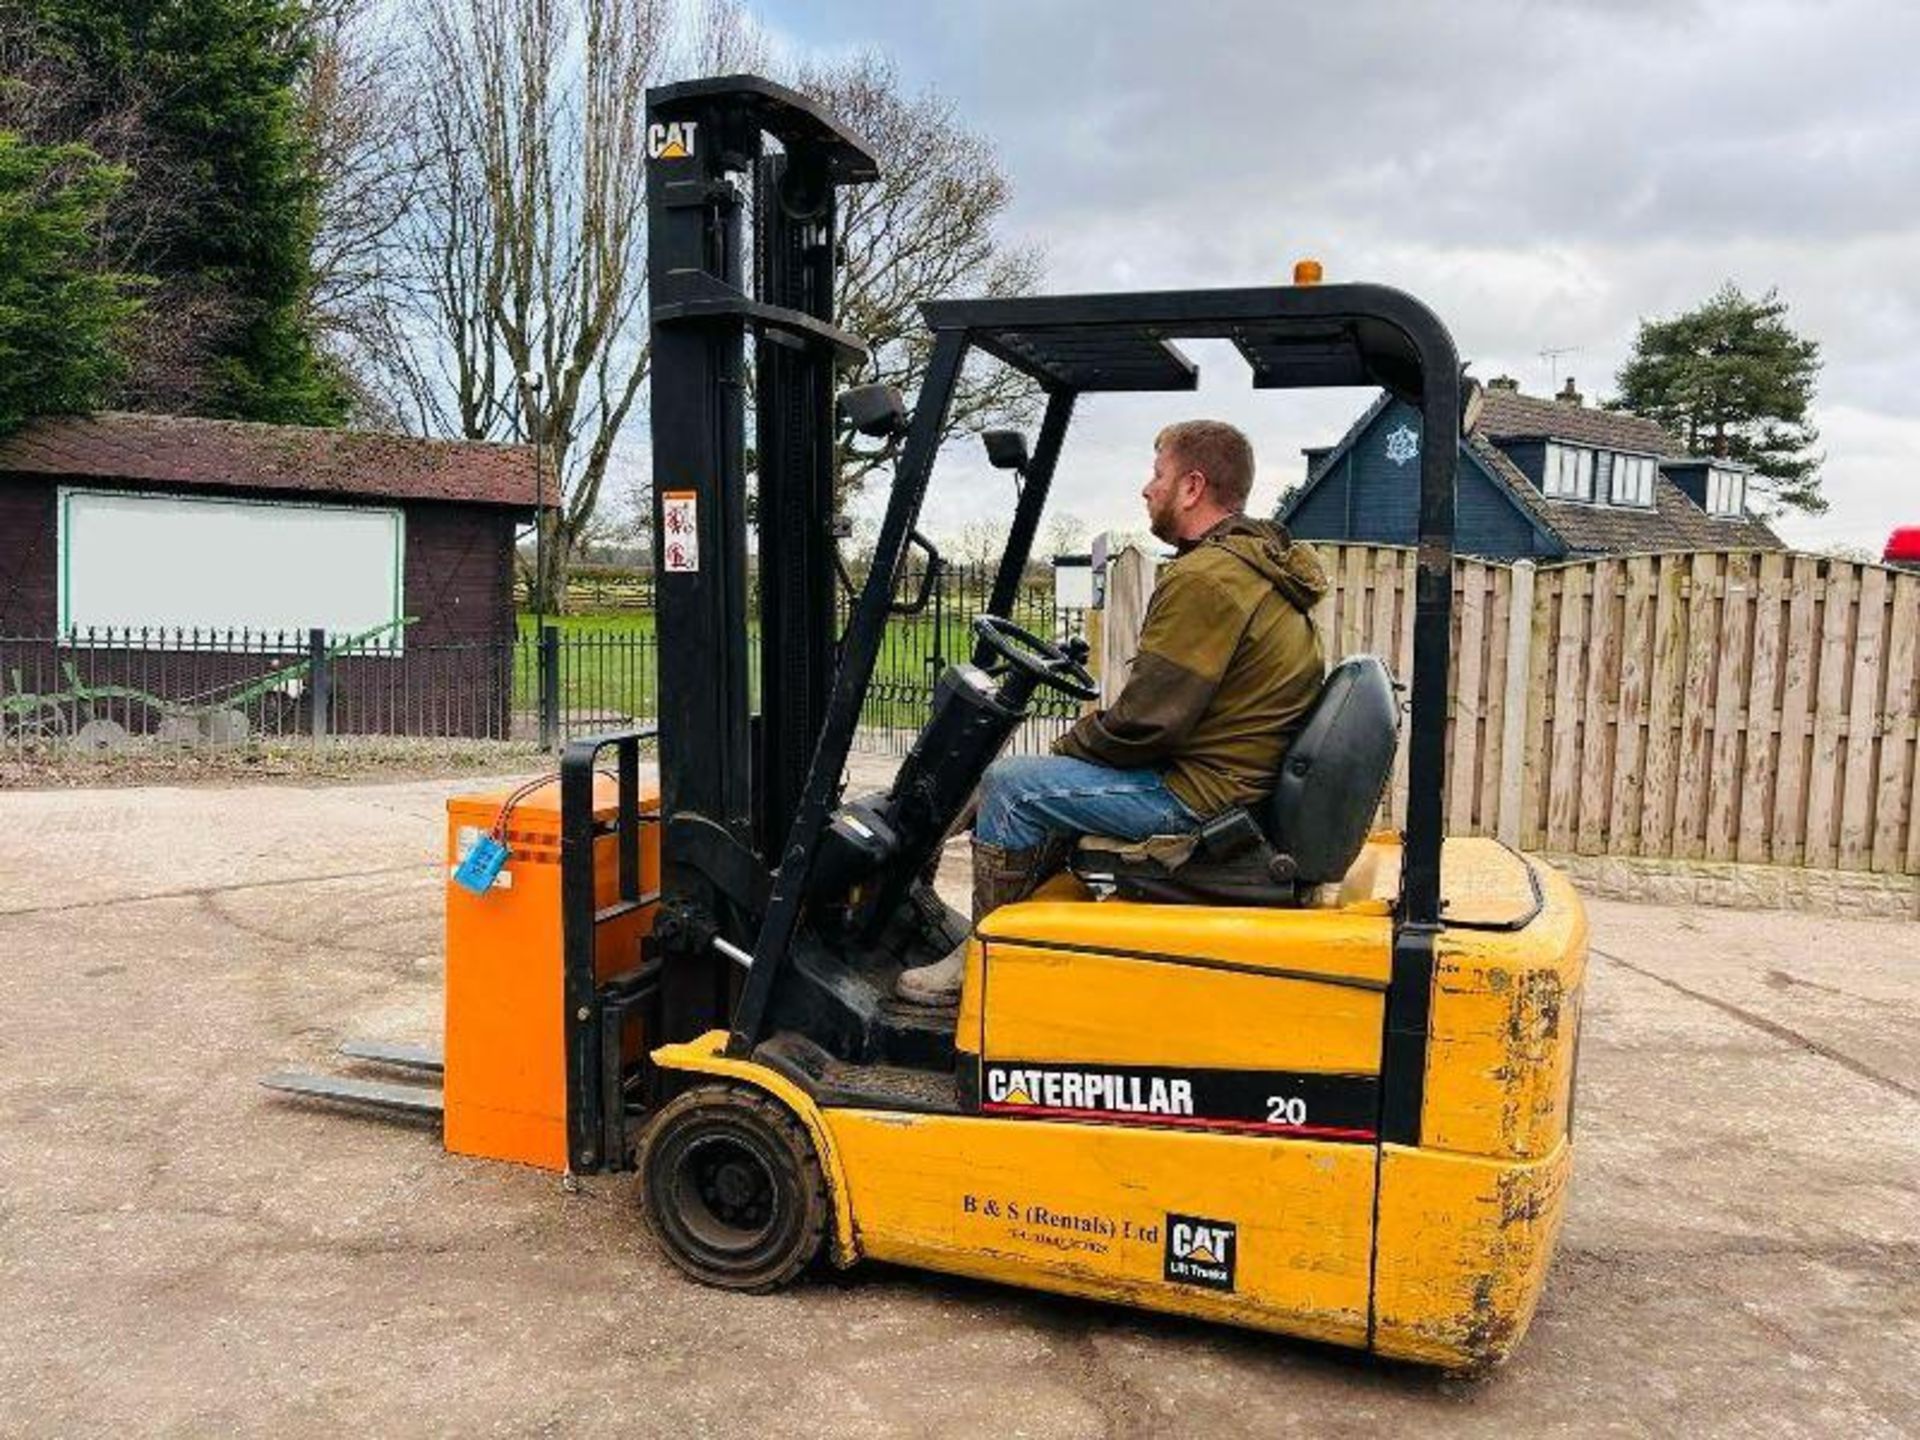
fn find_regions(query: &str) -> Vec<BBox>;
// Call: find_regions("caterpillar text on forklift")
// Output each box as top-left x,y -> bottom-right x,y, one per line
265,73 -> 1588,1372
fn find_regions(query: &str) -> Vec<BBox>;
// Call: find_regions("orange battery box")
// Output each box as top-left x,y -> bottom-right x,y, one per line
443,773 -> 660,1171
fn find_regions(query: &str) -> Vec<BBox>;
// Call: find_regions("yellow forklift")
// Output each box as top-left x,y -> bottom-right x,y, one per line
269,75 -> 1585,1370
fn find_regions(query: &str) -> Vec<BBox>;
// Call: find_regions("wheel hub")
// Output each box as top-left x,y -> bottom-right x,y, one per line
682,1135 -> 775,1240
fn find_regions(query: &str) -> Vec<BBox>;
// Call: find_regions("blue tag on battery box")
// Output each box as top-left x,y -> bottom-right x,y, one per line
453,834 -> 510,894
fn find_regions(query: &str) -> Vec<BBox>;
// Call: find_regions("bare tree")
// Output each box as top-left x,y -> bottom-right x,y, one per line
791,54 -> 1043,500
951,519 -> 1010,570
1043,511 -> 1088,560
356,0 -> 674,611
346,5 -> 1038,605
683,0 -> 771,76
298,0 -> 426,427
366,0 -> 782,607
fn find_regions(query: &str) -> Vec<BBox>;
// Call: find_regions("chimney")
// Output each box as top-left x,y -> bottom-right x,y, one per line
1557,376 -> 1583,406
1487,375 -> 1520,393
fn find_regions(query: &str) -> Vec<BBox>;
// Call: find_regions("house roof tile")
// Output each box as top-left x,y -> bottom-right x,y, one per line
0,412 -> 539,510
1476,389 -> 1682,456
1534,477 -> 1782,554
1470,388 -> 1780,552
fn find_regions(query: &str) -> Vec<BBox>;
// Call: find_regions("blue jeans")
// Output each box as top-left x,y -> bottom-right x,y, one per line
975,755 -> 1201,852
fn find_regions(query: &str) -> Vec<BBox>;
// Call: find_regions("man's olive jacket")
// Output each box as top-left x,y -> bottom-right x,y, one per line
1054,516 -> 1328,816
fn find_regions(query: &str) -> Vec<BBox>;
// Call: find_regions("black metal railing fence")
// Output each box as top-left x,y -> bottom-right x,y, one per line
2,564 -> 1087,760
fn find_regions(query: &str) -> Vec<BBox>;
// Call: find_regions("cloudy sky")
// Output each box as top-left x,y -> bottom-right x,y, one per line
749,0 -> 1918,555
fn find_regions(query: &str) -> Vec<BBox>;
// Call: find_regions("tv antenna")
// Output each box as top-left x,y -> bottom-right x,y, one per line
1538,345 -> 1583,389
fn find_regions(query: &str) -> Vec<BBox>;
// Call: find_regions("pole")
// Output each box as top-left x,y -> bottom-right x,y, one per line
528,373 -> 545,630
308,627 -> 330,741
534,433 -> 543,629
539,624 -> 560,752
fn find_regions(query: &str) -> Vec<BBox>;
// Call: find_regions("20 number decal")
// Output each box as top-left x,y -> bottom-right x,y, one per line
1265,1095 -> 1307,1127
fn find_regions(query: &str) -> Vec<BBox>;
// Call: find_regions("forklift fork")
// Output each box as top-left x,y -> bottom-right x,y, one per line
260,1040 -> 444,1120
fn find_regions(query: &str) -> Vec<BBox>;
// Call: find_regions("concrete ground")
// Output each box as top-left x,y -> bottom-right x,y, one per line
1,766 -> 1916,1437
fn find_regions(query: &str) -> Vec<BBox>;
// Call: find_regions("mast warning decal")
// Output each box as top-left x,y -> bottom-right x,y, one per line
662,491 -> 699,573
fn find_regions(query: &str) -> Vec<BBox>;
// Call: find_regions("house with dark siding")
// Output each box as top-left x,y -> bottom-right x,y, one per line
1279,378 -> 1782,560
0,411 -> 537,738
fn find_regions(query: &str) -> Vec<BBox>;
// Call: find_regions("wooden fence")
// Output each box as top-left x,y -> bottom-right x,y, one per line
1150,545 -> 1920,876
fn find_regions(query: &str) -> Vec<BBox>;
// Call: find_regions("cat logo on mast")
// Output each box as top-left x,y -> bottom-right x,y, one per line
647,121 -> 698,160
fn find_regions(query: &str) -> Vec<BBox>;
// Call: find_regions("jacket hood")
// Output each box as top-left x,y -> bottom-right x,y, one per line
1200,516 -> 1329,613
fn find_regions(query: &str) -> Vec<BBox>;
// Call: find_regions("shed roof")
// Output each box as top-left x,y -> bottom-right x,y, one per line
0,412 -> 538,510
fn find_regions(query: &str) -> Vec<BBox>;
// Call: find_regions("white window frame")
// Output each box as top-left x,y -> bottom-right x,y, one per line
1706,468 -> 1747,518
1542,443 -> 1594,501
1609,453 -> 1656,509
57,487 -> 408,651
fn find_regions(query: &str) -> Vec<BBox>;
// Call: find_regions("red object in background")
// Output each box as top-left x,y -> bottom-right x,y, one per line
1885,526 -> 1920,568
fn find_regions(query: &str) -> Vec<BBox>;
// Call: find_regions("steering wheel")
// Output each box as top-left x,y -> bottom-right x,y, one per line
970,614 -> 1100,702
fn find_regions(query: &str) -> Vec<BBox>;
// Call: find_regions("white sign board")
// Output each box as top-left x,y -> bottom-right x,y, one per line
58,488 -> 405,646
1052,556 -> 1094,611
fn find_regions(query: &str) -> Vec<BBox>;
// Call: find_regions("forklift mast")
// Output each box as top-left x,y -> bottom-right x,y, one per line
643,77 -> 877,1041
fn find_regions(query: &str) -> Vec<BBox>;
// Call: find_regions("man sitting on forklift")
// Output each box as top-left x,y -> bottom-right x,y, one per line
897,419 -> 1330,1004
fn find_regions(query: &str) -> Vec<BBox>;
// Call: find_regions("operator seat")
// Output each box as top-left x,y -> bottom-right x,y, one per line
1069,654 -> 1401,907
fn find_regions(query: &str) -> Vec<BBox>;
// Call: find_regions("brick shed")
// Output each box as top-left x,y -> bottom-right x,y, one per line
0,412 -> 537,740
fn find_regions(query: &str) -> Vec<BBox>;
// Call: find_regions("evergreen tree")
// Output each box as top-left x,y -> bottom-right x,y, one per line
1613,282 -> 1824,515
0,133 -> 143,434
16,0 -> 349,424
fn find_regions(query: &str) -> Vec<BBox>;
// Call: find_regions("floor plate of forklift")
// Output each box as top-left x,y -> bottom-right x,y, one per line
756,1031 -> 961,1114
2,772 -> 1916,1435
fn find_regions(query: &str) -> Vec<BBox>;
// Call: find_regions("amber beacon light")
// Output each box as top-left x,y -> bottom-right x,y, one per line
1292,258 -> 1324,285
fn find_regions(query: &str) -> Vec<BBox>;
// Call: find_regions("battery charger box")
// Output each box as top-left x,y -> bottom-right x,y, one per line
442,773 -> 660,1170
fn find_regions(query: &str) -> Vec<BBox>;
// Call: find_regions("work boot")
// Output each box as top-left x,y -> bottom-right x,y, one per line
895,839 -> 1062,1006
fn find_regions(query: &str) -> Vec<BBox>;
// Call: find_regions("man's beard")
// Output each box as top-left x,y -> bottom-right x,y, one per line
1146,495 -> 1179,544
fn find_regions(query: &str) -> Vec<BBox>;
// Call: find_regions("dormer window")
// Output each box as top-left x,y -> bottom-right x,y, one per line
1542,443 -> 1593,500
1606,453 -> 1656,508
1544,444 -> 1656,506
1706,467 -> 1747,518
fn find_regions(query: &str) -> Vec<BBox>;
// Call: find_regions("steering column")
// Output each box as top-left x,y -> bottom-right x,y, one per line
808,615 -> 1095,938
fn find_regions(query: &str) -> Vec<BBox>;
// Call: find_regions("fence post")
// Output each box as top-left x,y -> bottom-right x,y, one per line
308,627 -> 331,740
538,623 -> 560,751
1101,544 -> 1159,708
1496,561 -> 1536,848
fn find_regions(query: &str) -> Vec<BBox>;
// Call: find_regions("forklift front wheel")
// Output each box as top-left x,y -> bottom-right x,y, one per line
638,1083 -> 829,1293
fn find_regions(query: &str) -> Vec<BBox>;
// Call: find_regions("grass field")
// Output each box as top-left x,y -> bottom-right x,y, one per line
512,604 -> 1078,730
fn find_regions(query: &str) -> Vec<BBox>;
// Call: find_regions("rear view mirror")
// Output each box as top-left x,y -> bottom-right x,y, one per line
983,430 -> 1030,472
837,384 -> 910,439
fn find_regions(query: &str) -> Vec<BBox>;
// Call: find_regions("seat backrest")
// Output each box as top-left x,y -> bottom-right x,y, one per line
1263,654 -> 1401,885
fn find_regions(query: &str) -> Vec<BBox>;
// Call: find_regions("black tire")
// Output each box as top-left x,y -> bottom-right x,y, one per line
638,1083 -> 829,1293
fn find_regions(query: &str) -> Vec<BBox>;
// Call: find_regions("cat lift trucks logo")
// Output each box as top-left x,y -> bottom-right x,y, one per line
1164,1213 -> 1237,1292
647,121 -> 698,160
